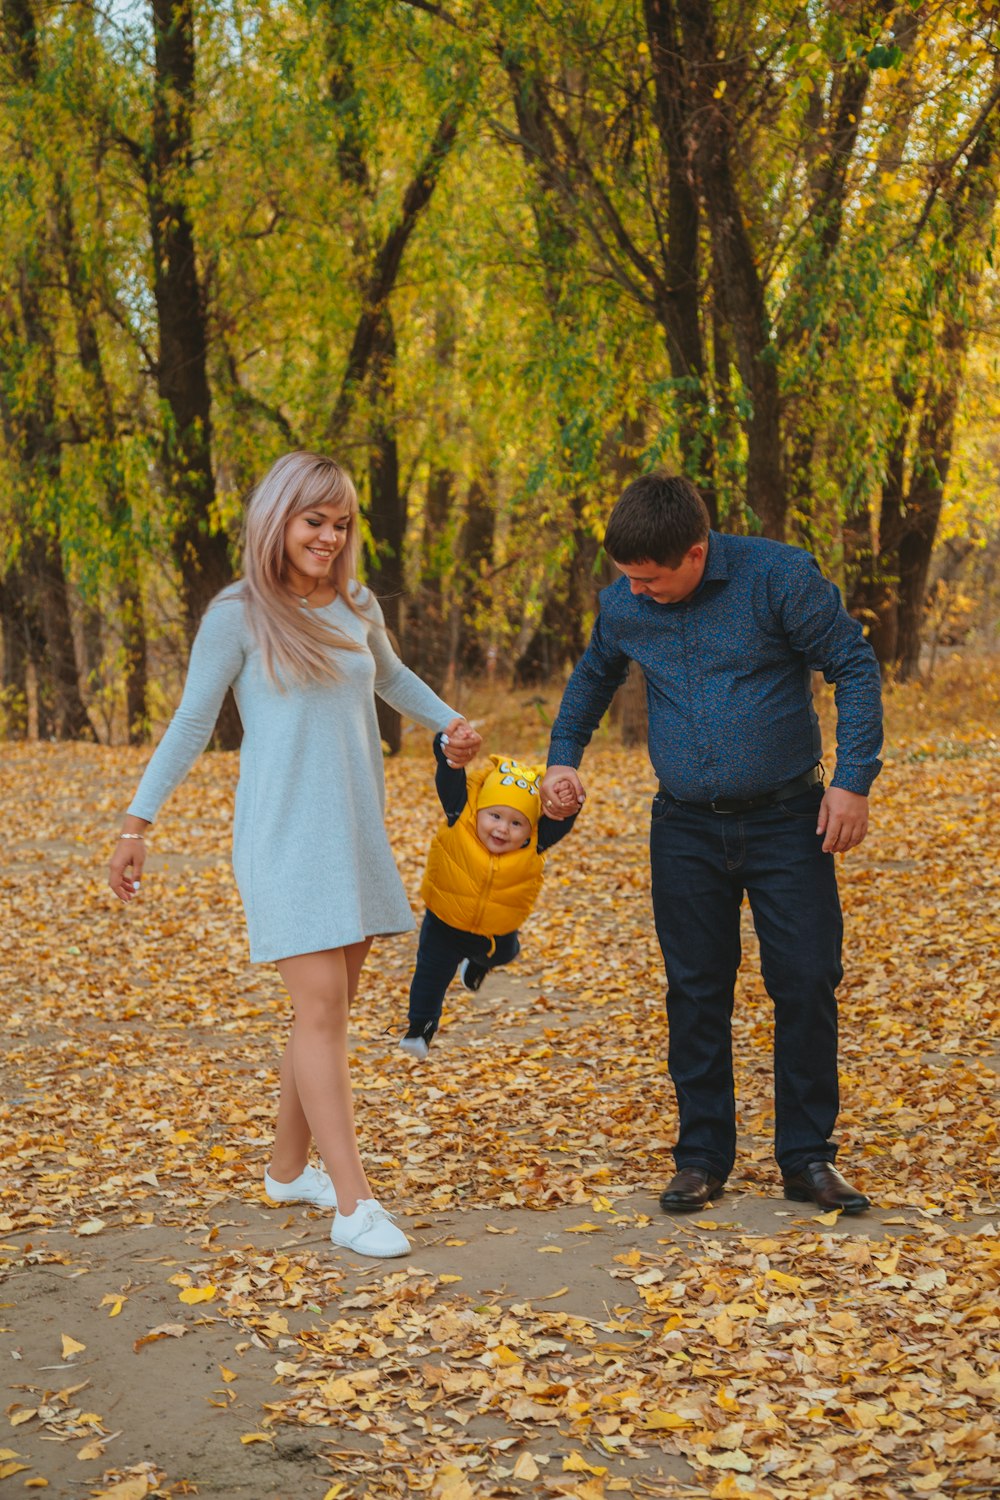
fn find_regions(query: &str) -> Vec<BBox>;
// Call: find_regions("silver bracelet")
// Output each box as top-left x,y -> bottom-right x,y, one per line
118,833 -> 146,841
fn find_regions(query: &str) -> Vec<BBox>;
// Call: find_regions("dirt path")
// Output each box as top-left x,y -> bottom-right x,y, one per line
8,1178 -> 991,1499
2,739 -> 999,1499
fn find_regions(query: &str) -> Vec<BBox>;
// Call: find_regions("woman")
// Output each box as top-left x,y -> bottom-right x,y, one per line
108,452 -> 480,1258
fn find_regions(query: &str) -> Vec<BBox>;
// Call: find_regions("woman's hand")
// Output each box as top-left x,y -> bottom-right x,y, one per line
441,718 -> 481,768
109,824 -> 150,902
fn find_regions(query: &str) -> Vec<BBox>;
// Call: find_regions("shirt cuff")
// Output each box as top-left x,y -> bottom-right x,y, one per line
830,759 -> 882,796
547,739 -> 584,770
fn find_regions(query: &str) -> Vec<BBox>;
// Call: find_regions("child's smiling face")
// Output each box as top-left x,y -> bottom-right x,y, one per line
475,804 -> 532,855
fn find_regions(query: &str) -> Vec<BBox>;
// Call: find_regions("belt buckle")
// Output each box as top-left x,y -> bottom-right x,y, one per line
709,798 -> 737,814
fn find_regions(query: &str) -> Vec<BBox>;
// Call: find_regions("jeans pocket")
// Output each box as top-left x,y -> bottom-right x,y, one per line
776,786 -> 825,821
651,790 -> 678,825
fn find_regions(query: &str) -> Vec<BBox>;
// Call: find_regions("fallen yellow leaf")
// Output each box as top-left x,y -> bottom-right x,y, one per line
133,1323 -> 187,1352
644,1410 -> 691,1429
492,1344 -> 523,1366
764,1269 -> 805,1292
563,1451 -> 608,1476
60,1334 -> 86,1359
91,1478 -> 150,1500
178,1285 -> 216,1305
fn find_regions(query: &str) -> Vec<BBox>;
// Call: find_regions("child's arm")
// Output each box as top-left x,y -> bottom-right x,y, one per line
433,731 -> 468,825
537,807 -> 579,853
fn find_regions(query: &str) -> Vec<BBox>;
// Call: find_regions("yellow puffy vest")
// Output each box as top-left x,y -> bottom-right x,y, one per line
421,763 -> 546,937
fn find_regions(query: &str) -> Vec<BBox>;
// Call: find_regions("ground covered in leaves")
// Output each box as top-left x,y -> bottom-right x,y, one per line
1,658 -> 998,1500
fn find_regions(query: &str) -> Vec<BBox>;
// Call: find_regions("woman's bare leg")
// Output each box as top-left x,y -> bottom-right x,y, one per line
269,939 -> 372,1184
269,941 -> 373,1216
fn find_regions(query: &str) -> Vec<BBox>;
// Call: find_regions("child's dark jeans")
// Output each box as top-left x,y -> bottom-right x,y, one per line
408,910 -> 521,1031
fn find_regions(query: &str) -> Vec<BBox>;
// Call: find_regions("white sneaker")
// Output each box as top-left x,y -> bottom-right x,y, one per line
330,1199 -> 410,1258
264,1164 -> 337,1209
399,1034 -> 430,1061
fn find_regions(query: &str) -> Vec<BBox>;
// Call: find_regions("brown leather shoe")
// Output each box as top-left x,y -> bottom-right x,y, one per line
659,1168 -> 726,1213
783,1161 -> 870,1214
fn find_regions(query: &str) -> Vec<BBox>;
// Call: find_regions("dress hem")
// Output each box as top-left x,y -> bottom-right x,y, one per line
248,922 -> 416,965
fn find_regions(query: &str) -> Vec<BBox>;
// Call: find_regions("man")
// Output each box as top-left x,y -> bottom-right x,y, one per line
540,474 -> 882,1214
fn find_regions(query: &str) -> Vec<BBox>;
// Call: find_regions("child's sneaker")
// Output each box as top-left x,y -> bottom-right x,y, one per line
330,1198 -> 410,1258
399,1021 -> 436,1061
459,958 -> 487,993
264,1164 -> 337,1209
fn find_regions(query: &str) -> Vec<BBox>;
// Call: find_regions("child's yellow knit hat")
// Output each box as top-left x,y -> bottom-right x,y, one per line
476,756 -> 544,826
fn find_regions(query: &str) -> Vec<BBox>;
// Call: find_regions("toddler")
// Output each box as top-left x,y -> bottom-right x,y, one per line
400,735 -> 580,1059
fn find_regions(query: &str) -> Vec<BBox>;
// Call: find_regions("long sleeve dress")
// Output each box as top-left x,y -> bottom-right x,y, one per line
127,583 -> 457,962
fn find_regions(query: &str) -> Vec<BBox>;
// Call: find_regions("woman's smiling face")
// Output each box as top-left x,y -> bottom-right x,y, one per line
282,503 -> 353,592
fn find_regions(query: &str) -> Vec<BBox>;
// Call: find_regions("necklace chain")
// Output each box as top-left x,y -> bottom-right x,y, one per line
289,575 -> 323,602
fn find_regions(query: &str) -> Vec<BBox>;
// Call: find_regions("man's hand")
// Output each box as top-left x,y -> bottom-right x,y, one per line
441,718 -> 481,767
540,765 -> 586,820
816,787 -> 869,853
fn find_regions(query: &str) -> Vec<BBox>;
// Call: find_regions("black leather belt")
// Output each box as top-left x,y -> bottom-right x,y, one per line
661,765 -> 823,815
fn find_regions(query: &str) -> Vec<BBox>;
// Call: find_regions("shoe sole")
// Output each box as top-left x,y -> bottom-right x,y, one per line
783,1186 -> 870,1213
264,1193 -> 336,1209
659,1195 -> 723,1213
330,1237 -> 410,1258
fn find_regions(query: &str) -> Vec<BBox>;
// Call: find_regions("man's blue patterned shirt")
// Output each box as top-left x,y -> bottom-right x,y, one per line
548,531 -> 883,801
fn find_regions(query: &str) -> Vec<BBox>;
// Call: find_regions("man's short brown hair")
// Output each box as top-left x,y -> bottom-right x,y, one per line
603,474 -> 710,567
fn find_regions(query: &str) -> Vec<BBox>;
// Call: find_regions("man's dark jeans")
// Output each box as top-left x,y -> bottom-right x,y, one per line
408,910 -> 521,1032
649,783 -> 843,1179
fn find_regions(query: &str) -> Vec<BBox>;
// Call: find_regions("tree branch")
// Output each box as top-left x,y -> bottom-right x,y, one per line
325,95 -> 464,443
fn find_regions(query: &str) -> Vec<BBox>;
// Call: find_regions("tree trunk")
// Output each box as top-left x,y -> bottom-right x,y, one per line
410,461 -> 456,690
0,0 -> 97,740
457,478 -> 496,676
513,489 -> 601,686
643,0 -> 716,520
785,38 -> 877,537
675,0 -> 785,537
324,97 -> 465,446
851,52 -> 1000,676
895,347 -> 963,681
53,168 -> 150,742
366,309 -> 404,754
0,572 -> 30,737
148,0 -> 239,748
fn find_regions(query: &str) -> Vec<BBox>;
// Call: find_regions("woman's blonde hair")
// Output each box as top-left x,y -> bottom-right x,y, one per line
238,451 -> 370,687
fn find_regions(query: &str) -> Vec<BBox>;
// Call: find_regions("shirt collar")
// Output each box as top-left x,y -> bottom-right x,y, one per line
701,531 -> 730,585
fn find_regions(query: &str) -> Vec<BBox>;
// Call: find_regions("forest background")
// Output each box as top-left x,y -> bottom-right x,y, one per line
3,5 -> 1000,1495
1,0 -> 999,750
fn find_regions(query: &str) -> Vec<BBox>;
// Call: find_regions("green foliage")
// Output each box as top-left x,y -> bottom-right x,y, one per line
1,0 -> 999,736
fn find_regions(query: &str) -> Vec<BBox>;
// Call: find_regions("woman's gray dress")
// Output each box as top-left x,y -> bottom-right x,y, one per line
128,585 -> 456,962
